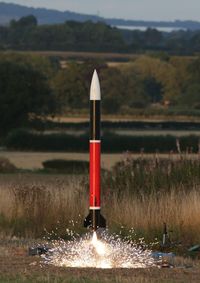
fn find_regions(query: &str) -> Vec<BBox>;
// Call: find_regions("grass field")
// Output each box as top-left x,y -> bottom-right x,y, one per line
1,155 -> 200,242
0,215 -> 200,283
1,155 -> 200,281
1,247 -> 200,283
44,128 -> 200,137
50,115 -> 200,123
1,151 -> 200,170
6,50 -> 139,61
0,237 -> 200,283
0,151 -> 123,170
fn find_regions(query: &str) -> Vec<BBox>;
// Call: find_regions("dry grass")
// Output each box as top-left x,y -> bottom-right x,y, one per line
106,188 -> 200,244
0,173 -> 200,245
10,50 -> 139,60
0,175 -> 88,238
1,173 -> 200,282
1,152 -> 200,171
0,152 -> 123,170
49,114 -> 200,122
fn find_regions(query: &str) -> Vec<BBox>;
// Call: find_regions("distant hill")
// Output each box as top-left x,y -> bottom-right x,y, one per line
1,2 -> 200,30
0,2 -> 102,25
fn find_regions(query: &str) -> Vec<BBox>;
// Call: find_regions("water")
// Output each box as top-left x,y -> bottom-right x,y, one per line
116,25 -> 187,32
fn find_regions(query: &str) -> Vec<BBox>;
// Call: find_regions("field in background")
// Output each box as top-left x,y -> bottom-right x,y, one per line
0,151 -> 122,170
44,129 -> 200,137
0,173 -> 200,242
50,114 -> 200,123
10,50 -> 139,61
1,155 -> 200,244
1,151 -> 200,170
1,140 -> 200,281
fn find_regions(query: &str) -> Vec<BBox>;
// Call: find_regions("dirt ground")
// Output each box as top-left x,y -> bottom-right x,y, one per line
1,244 -> 200,283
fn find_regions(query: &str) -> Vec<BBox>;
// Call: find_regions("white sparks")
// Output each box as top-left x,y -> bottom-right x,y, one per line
42,230 -> 155,269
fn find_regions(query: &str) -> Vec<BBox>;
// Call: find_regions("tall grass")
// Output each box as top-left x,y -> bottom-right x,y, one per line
0,175 -> 88,238
102,156 -> 200,195
0,156 -> 200,245
102,156 -> 200,244
106,189 -> 200,245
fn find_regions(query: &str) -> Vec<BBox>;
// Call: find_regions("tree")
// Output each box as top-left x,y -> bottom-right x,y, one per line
144,28 -> 163,47
0,60 -> 54,134
52,63 -> 88,111
126,56 -> 180,103
181,84 -> 200,109
124,70 -> 150,108
179,57 -> 200,109
52,61 -> 107,112
143,76 -> 163,103
10,15 -> 37,28
101,68 -> 125,113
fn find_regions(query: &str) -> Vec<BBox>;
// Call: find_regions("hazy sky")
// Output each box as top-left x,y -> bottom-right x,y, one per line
2,0 -> 200,21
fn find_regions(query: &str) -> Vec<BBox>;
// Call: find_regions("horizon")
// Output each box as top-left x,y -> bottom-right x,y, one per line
1,0 -> 200,22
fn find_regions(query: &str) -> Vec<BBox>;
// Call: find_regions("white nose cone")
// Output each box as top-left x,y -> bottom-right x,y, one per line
90,70 -> 101,100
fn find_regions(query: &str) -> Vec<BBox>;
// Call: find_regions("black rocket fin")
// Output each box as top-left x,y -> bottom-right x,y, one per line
84,212 -> 92,228
99,213 -> 106,228
84,210 -> 106,229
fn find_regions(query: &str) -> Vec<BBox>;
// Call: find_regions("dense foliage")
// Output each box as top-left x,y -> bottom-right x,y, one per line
0,55 -> 56,133
1,51 -> 200,133
0,17 -> 124,52
1,16 -> 200,54
42,159 -> 89,174
103,157 -> 200,196
52,55 -> 200,113
5,129 -> 200,153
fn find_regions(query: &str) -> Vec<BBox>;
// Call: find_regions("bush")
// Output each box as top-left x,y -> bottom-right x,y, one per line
0,157 -> 17,173
5,128 -> 88,152
45,120 -> 200,131
42,159 -> 89,174
5,128 -> 200,153
102,157 -> 200,197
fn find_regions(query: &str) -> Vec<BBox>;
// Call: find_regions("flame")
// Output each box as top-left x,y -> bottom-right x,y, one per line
91,232 -> 107,256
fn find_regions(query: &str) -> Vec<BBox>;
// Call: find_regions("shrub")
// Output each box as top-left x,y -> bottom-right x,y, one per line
0,157 -> 17,173
5,128 -> 200,153
42,159 -> 89,174
102,157 -> 200,197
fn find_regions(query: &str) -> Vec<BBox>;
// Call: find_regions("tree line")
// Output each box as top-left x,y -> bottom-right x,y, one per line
0,52 -> 200,134
1,15 -> 200,54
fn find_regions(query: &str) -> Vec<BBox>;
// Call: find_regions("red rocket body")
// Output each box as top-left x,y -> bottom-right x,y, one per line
89,142 -> 101,208
84,70 -> 106,231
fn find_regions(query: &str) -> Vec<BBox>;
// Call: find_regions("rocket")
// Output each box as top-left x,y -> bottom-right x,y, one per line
84,70 -> 106,231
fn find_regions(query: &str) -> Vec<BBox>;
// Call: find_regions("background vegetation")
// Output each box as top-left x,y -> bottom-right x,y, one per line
1,14 -> 200,283
1,15 -> 200,54
0,50 -> 200,136
4,129 -> 200,153
0,16 -> 200,134
1,155 -> 200,247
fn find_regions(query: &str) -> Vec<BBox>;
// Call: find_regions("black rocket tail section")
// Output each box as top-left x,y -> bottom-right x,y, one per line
84,210 -> 106,231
